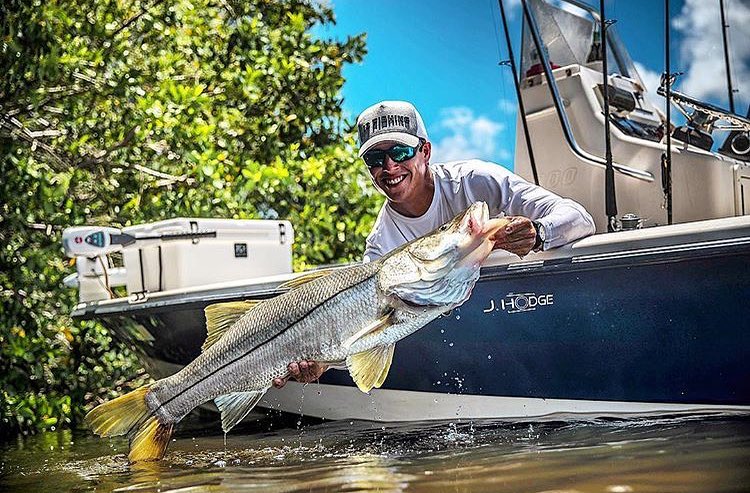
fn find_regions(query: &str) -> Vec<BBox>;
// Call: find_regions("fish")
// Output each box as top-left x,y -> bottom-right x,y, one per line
85,201 -> 510,462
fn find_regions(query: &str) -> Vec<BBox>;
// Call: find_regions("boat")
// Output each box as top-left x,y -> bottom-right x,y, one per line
64,0 -> 750,421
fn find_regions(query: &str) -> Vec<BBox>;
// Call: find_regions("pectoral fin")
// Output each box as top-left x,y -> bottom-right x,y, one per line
203,301 -> 262,352
343,310 -> 394,349
346,344 -> 396,393
214,390 -> 267,433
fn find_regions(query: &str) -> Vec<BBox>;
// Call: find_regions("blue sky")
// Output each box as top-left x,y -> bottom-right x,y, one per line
315,0 -> 750,168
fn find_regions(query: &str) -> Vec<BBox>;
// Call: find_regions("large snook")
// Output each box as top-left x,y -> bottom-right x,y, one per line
85,202 -> 509,461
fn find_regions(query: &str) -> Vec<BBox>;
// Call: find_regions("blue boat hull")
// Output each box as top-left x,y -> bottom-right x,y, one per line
321,246 -> 750,406
78,225 -> 750,419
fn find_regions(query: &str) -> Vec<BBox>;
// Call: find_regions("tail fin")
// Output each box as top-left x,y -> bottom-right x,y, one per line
85,386 -> 174,462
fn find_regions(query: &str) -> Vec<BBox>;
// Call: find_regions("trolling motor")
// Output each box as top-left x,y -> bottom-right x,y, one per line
62,226 -> 216,302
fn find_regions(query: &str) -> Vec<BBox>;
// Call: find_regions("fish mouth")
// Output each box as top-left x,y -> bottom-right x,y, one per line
454,204 -> 508,271
456,202 -> 491,250
464,201 -> 489,237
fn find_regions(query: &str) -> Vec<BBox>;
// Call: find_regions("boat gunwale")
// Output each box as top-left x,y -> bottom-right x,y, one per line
71,215 -> 750,319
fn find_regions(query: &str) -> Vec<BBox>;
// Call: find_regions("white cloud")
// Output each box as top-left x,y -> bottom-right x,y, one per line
672,0 -> 750,110
498,98 -> 518,114
633,61 -> 665,112
431,107 -> 510,163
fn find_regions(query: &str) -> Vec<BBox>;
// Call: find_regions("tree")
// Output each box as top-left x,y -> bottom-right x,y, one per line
0,0 -> 380,438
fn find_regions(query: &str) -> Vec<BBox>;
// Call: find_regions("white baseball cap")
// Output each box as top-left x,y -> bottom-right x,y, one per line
356,100 -> 429,157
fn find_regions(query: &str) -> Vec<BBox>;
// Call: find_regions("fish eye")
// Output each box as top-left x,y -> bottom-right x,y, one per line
439,224 -> 449,232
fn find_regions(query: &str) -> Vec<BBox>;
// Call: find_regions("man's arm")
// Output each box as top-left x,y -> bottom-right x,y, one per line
459,160 -> 595,251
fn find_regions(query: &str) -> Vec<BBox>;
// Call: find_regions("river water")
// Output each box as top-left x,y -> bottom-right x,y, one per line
1,413 -> 749,492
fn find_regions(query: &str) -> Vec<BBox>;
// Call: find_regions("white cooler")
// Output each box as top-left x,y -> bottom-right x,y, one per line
121,218 -> 293,294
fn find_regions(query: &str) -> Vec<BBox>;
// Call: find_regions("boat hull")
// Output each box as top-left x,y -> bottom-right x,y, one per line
79,220 -> 750,420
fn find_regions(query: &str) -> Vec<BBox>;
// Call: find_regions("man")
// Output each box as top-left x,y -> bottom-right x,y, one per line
273,100 -> 595,388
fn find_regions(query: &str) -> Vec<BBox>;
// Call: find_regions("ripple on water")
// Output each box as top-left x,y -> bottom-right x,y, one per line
1,414 -> 749,493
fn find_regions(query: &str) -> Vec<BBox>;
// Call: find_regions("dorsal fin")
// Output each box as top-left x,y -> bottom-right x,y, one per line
214,390 -> 267,433
346,344 -> 396,393
278,267 -> 341,290
202,301 -> 262,352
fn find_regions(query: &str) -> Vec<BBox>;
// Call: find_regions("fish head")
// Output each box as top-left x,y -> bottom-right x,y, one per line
378,202 -> 509,307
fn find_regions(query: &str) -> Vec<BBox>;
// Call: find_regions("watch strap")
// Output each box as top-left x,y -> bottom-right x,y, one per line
532,220 -> 544,250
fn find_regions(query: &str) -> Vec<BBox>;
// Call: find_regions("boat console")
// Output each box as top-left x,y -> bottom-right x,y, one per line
513,0 -> 750,232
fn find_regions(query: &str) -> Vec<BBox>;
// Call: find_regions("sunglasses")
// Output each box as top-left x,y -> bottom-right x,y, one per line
362,141 -> 423,169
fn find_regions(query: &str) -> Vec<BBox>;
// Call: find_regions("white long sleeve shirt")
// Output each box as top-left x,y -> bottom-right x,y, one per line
363,160 -> 595,262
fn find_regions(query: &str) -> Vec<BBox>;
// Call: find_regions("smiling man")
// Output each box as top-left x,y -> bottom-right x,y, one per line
273,100 -> 595,389
358,100 -> 595,262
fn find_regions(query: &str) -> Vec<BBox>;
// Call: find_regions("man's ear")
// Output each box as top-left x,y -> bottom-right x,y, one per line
422,141 -> 432,161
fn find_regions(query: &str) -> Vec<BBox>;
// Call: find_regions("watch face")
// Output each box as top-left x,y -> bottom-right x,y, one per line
537,224 -> 546,241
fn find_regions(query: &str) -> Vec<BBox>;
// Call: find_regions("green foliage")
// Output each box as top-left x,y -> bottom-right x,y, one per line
0,0 -> 381,439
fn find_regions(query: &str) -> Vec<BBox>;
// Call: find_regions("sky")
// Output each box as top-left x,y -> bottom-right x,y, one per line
314,0 -> 750,169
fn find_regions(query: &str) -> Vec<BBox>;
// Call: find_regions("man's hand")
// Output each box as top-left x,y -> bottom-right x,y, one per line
272,360 -> 328,389
490,216 -> 538,257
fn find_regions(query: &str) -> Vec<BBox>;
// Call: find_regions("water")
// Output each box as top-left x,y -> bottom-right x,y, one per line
2,414 -> 749,492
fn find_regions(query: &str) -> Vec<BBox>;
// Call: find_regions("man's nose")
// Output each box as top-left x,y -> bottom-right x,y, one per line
382,155 -> 399,171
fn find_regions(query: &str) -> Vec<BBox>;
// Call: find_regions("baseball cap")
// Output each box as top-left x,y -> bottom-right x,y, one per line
356,101 -> 429,157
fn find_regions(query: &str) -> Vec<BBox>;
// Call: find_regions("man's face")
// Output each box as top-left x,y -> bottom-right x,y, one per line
366,140 -> 432,208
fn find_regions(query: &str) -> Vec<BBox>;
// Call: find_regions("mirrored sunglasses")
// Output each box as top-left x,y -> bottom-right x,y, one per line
362,142 -> 422,169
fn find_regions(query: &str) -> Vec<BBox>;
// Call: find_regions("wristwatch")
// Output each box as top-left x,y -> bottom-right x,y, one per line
532,220 -> 545,250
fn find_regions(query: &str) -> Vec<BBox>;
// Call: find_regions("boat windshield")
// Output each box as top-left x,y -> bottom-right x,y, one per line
521,0 -> 643,86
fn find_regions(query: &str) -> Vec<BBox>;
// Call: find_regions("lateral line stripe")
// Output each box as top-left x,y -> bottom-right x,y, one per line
156,274 -> 374,410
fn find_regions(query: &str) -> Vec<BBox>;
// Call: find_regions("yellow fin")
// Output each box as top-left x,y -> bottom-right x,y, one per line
343,310 -> 394,349
278,267 -> 340,290
346,344 -> 396,393
85,386 -> 151,437
85,385 -> 174,462
203,300 -> 262,352
375,344 -> 395,388
129,416 -> 174,462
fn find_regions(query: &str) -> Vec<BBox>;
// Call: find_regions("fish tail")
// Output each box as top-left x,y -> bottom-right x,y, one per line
85,386 -> 174,462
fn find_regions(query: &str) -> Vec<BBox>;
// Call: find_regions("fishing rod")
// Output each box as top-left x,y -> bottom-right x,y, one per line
497,0 -> 540,186
600,0 -> 617,232
719,0 -> 736,115
662,0 -> 673,225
